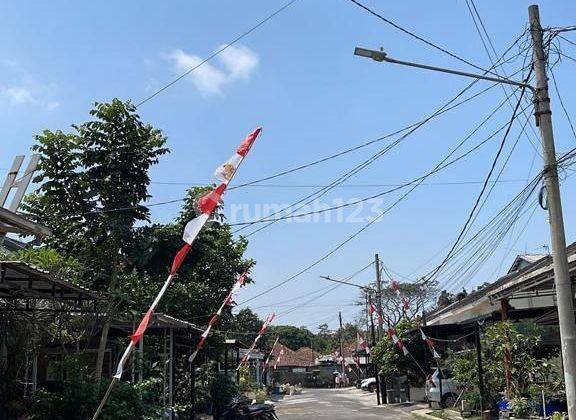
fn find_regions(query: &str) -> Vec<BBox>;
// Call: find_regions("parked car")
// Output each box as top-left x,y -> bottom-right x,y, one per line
426,368 -> 461,408
360,377 -> 377,392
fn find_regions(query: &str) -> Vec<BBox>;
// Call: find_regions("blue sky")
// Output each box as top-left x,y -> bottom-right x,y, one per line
1,0 -> 576,330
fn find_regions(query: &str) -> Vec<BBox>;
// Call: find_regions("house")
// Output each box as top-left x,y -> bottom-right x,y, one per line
268,344 -> 326,386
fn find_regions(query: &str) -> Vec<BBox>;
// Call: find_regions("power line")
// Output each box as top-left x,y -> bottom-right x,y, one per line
36,39 -> 531,221
152,179 -> 530,188
464,0 -> 542,156
423,83 -> 530,284
549,66 -> 576,143
236,63 -> 530,238
347,0 -> 500,77
134,0 -> 300,108
229,90 -> 531,227
236,99 -> 531,307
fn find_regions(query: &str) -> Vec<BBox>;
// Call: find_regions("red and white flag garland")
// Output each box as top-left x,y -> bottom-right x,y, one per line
391,280 -> 410,311
420,328 -> 441,359
263,337 -> 280,372
273,348 -> 285,370
373,304 -> 410,357
357,332 -> 369,354
237,313 -> 275,370
188,273 -> 248,363
112,128 -> 262,381
387,326 -> 409,356
368,302 -> 385,327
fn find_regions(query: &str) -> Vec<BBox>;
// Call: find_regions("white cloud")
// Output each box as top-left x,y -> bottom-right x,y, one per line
46,101 -> 60,111
1,86 -> 36,105
167,44 -> 258,96
218,44 -> 259,80
0,60 -> 61,111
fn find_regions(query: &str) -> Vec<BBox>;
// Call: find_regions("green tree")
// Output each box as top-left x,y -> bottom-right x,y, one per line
371,318 -> 423,385
234,308 -> 262,335
267,325 -> 314,351
24,99 -> 169,379
447,321 -> 561,412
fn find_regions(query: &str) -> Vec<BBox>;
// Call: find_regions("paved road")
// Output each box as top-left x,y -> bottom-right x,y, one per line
274,388 -> 419,419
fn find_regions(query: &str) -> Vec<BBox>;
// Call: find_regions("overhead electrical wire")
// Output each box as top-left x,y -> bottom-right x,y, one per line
49,36 -> 531,220
229,89 -> 530,227
435,117 -> 539,292
549,67 -> 576,143
134,0 -> 300,108
423,81 -> 530,285
463,0 -> 542,156
235,51 -> 532,238
347,0 -> 501,77
237,94 -> 532,307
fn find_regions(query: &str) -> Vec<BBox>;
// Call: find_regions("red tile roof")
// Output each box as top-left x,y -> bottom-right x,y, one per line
271,344 -> 320,367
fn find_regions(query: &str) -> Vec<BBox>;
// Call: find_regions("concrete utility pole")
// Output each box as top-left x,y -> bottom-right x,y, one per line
368,295 -> 382,405
338,311 -> 345,378
374,254 -> 384,339
529,5 -> 576,418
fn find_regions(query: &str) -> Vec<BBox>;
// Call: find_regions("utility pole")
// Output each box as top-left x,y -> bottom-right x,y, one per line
374,253 -> 388,402
374,253 -> 384,339
338,311 -> 345,380
530,6 -> 576,418
368,295 -> 381,405
474,321 -> 485,415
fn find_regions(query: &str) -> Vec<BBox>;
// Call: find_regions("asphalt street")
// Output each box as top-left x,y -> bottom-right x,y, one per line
274,388 -> 421,419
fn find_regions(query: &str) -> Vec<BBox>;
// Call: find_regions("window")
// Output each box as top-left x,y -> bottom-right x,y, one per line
292,367 -> 306,373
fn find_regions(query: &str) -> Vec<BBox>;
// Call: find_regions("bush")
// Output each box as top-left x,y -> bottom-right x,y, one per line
27,358 -> 160,419
210,374 -> 239,409
510,396 -> 531,417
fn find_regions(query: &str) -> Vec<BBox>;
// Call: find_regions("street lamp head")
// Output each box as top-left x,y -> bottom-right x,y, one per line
354,47 -> 387,62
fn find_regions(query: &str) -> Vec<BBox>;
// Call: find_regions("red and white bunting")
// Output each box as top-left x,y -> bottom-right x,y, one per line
274,348 -> 285,370
215,127 -> 261,183
237,313 -> 275,370
391,280 -> 410,311
188,273 -> 248,363
387,327 -> 409,356
111,128 -> 262,381
357,332 -> 368,351
263,337 -> 280,372
420,328 -> 441,359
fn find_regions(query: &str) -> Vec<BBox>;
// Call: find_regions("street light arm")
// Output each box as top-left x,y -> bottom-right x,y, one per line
319,275 -> 375,292
354,47 -> 535,92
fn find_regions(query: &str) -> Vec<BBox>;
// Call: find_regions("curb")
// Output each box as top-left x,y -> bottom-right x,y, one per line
412,409 -> 441,419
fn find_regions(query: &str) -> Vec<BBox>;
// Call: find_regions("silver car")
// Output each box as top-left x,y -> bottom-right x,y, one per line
426,368 -> 461,408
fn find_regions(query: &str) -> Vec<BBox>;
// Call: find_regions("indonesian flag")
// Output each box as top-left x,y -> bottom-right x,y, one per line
357,332 -> 368,351
189,273 -> 248,363
369,303 -> 377,316
274,349 -> 285,370
420,329 -> 441,359
110,128 -> 262,382
388,327 -> 409,356
238,313 -> 275,369
259,313 -> 276,335
215,127 -> 262,184
224,273 -> 247,306
263,337 -> 280,372
391,280 -> 410,310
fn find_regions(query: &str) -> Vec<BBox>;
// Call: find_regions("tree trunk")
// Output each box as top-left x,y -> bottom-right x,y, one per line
95,249 -> 119,381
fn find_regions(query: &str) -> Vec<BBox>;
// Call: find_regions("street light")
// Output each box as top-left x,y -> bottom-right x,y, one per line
353,46 -> 534,91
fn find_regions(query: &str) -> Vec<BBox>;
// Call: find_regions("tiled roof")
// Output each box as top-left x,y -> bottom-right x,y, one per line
271,344 -> 319,367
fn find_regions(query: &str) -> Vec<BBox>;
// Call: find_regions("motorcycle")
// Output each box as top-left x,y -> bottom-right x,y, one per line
214,397 -> 278,419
